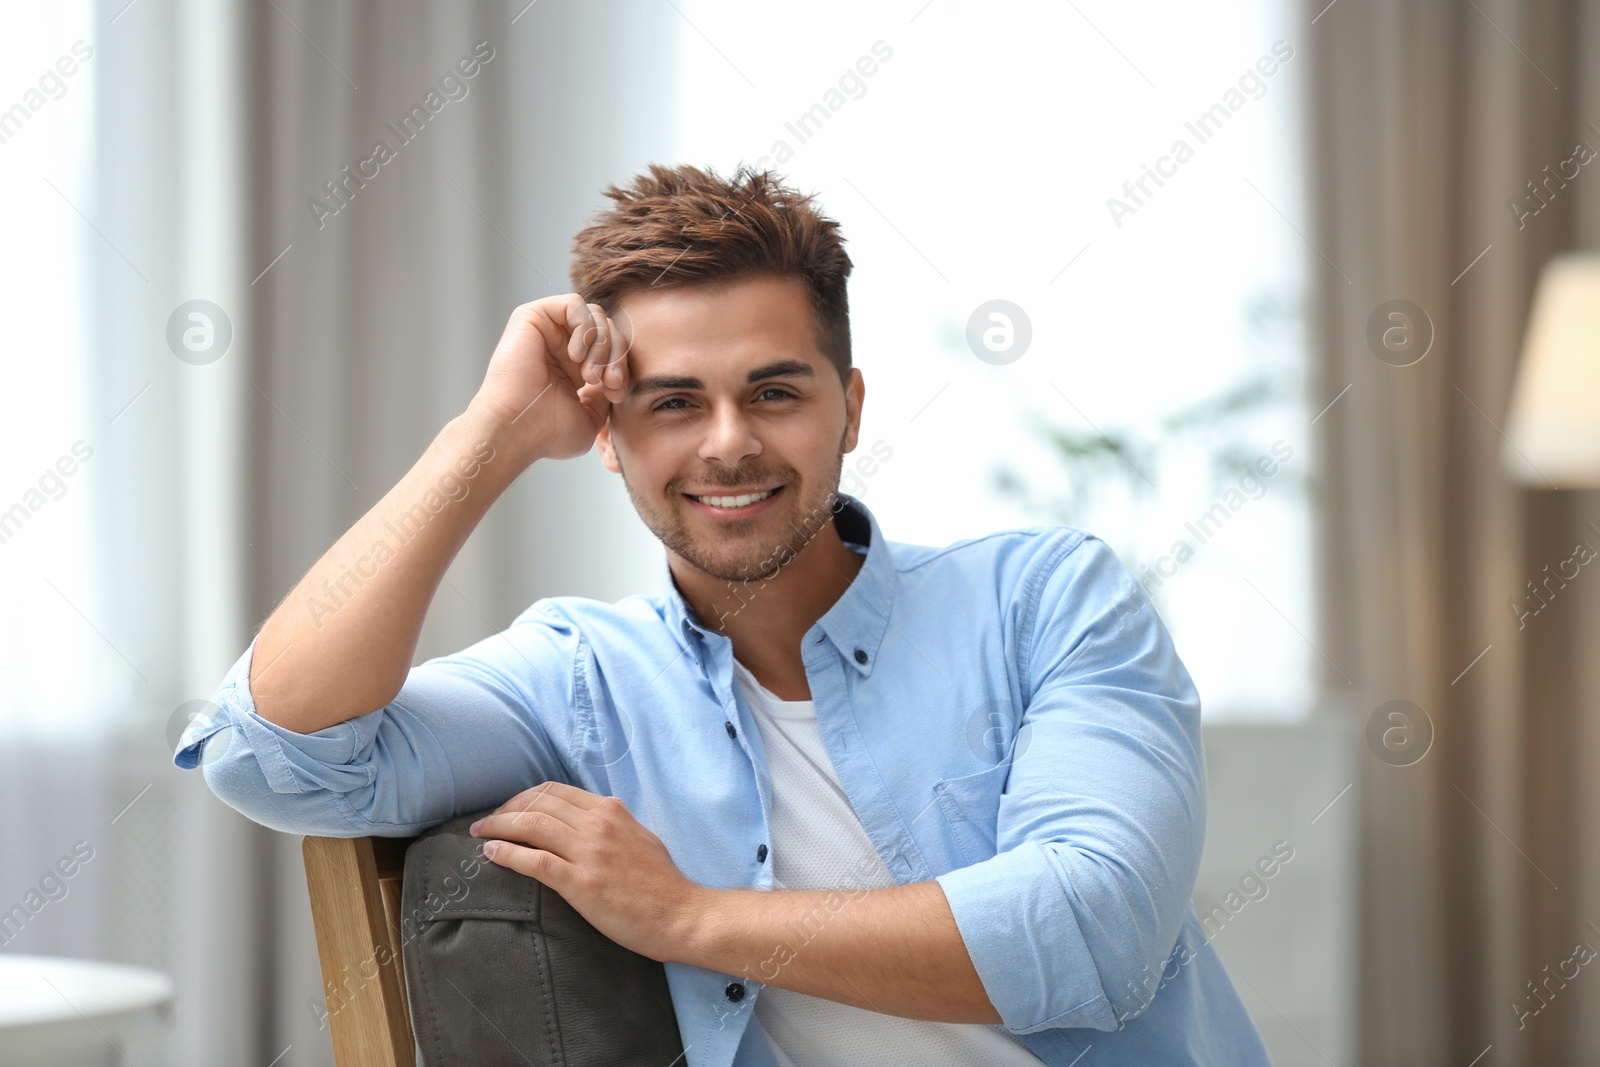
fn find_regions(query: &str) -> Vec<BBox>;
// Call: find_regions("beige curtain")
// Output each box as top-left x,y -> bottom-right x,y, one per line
1306,1 -> 1600,1063
72,1 -> 677,1063
237,3 -> 680,1062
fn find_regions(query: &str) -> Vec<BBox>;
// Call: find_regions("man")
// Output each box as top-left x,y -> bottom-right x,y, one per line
175,163 -> 1272,1066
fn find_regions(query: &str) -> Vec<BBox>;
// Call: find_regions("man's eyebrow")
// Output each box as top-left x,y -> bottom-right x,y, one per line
627,358 -> 816,399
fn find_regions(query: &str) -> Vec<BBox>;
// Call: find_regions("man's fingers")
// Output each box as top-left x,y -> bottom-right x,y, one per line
601,308 -> 631,403
515,780 -> 610,811
587,302 -> 623,380
483,841 -> 576,889
470,781 -> 623,867
507,805 -> 584,843
565,296 -> 598,365
492,779 -> 556,812
576,380 -> 613,425
556,297 -> 616,402
487,780 -> 609,818
471,806 -> 584,859
579,302 -> 604,382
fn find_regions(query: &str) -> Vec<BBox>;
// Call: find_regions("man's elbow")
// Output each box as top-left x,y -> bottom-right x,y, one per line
198,744 -> 366,838
1041,842 -> 1197,1027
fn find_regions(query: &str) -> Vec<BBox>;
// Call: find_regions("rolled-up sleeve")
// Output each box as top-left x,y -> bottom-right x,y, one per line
173,603 -> 581,838
934,533 -> 1206,1035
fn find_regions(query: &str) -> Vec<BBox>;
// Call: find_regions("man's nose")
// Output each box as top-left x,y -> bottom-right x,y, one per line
697,402 -> 762,467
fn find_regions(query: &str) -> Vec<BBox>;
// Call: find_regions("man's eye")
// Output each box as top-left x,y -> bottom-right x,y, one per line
652,389 -> 795,413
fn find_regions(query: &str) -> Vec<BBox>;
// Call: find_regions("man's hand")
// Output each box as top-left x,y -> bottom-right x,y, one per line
468,293 -> 632,463
468,782 -> 1000,1023
468,781 -> 703,964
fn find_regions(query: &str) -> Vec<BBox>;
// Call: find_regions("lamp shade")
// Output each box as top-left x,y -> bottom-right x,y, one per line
1503,252 -> 1600,487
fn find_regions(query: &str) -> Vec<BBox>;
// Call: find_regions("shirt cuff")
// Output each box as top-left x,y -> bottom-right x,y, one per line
934,840 -> 1117,1034
172,636 -> 380,797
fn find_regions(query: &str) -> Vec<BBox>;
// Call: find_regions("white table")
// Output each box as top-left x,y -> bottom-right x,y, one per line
0,955 -> 173,1067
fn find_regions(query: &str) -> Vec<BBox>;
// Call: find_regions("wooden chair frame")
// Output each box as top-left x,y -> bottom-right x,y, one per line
303,834 -> 420,1067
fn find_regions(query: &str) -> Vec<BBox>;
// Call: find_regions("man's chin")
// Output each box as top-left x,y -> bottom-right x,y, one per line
670,534 -> 801,586
674,535 -> 785,578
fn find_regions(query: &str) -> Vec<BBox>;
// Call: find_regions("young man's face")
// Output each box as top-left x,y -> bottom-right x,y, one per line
597,274 -> 864,584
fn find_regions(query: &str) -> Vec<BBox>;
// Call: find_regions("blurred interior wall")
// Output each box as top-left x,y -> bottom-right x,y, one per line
75,1 -> 678,1063
1306,1 -> 1600,1064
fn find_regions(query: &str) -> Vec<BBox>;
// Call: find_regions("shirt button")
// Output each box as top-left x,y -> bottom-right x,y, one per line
854,648 -> 868,664
756,843 -> 768,863
725,981 -> 746,1002
725,722 -> 737,739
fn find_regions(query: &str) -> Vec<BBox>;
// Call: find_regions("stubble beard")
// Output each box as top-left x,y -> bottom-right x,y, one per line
619,438 -> 847,584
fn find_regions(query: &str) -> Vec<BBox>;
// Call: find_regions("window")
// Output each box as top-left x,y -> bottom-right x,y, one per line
673,0 -> 1313,719
0,0 -> 103,737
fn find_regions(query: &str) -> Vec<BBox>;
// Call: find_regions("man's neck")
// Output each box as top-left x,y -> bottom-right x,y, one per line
670,522 -> 866,666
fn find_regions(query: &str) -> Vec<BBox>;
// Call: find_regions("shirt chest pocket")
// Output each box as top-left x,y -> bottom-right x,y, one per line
931,760 -> 1013,867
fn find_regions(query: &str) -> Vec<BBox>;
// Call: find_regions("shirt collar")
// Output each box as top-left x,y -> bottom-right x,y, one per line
657,492 -> 895,675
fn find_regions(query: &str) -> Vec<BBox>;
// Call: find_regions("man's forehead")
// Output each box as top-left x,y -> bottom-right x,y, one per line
623,307 -> 803,353
615,278 -> 825,386
615,275 -> 809,333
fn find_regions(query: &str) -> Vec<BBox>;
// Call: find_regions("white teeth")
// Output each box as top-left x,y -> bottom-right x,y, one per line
694,489 -> 775,509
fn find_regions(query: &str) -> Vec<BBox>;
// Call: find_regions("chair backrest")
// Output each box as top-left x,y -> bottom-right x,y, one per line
303,834 -> 419,1067
304,814 -> 687,1066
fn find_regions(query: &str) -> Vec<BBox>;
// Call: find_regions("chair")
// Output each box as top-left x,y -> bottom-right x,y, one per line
302,811 -> 687,1066
303,833 -> 419,1067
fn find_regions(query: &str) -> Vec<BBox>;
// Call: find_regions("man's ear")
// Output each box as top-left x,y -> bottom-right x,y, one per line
597,418 -> 621,473
842,368 -> 865,454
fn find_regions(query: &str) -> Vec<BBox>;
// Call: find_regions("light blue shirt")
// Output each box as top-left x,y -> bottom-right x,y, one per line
175,493 -> 1271,1066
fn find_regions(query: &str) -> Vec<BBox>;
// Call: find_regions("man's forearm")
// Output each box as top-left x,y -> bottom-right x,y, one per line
249,401 -> 540,734
675,880 -> 1001,1025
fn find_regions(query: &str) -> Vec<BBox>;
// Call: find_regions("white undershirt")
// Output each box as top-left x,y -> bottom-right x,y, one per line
730,655 -> 1042,1067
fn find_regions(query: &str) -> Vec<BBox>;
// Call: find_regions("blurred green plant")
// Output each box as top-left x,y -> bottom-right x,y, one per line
992,288 -> 1308,583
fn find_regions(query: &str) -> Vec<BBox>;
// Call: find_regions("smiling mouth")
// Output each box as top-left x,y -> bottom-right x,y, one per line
683,485 -> 784,511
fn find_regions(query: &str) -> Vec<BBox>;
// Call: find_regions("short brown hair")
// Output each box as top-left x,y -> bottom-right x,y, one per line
569,163 -> 854,383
